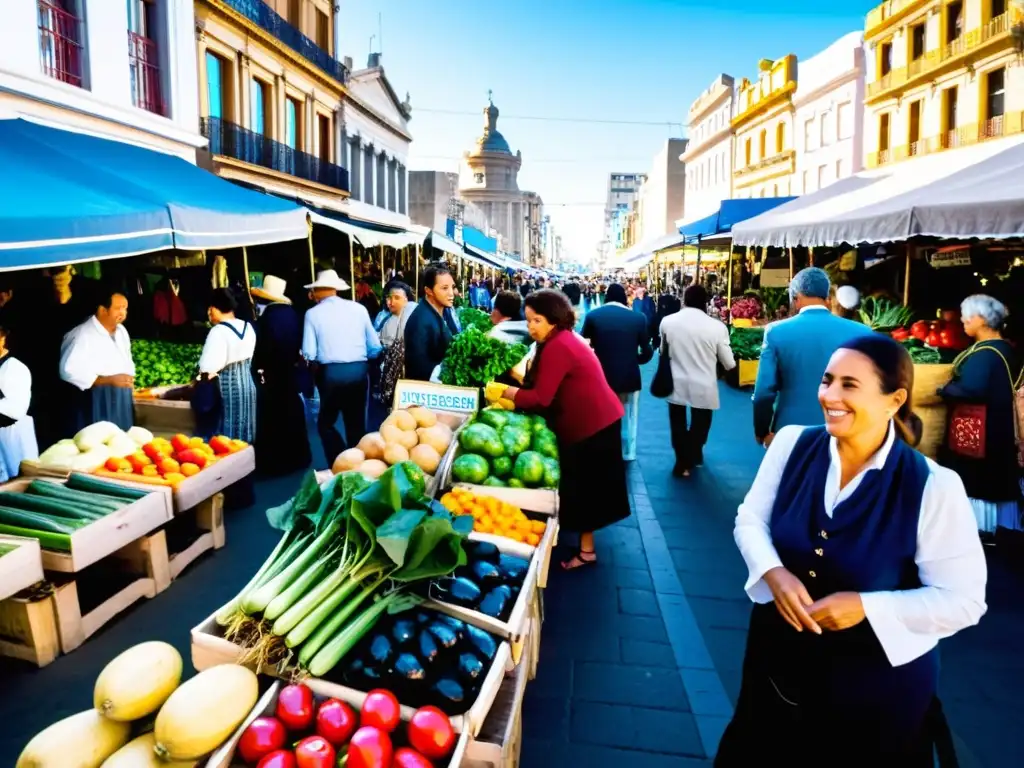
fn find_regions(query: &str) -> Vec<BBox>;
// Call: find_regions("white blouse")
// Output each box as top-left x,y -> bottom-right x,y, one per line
60,316 -> 135,391
734,422 -> 988,667
0,355 -> 32,421
198,319 -> 256,375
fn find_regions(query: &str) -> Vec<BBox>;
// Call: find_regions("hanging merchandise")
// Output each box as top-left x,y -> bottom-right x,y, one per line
211,253 -> 229,288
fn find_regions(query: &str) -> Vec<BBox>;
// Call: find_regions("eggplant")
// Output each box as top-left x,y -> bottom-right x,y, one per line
477,585 -> 513,619
415,611 -> 433,624
345,657 -> 365,681
362,664 -> 383,681
418,629 -> 440,665
434,614 -> 467,638
498,553 -> 529,582
471,559 -> 503,588
457,652 -> 485,683
432,677 -> 467,713
394,653 -> 427,681
427,621 -> 460,650
464,540 -> 500,563
368,634 -> 394,666
440,576 -> 482,607
392,618 -> 417,645
465,624 -> 498,661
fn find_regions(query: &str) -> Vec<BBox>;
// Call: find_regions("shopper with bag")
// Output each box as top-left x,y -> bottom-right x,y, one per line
938,294 -> 1022,538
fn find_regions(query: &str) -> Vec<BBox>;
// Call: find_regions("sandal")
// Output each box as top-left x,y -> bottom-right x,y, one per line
561,550 -> 597,571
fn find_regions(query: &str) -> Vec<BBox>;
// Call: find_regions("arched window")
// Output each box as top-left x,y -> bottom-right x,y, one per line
776,122 -> 785,152
759,129 -> 767,159
744,137 -> 752,166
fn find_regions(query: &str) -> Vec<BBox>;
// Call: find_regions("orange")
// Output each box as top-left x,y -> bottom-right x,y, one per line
189,436 -> 206,448
478,515 -> 493,529
141,465 -> 160,477
158,458 -> 180,475
440,493 -> 459,512
163,472 -> 186,486
180,462 -> 201,477
530,520 -> 547,534
525,532 -> 541,547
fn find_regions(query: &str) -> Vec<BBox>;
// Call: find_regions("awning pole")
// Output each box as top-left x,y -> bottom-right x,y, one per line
788,247 -> 794,281
415,243 -> 421,297
242,246 -> 251,294
808,246 -> 814,267
307,219 -> 316,281
380,244 -> 385,287
695,235 -> 702,282
726,247 -> 734,307
903,243 -> 914,306
349,237 -> 356,300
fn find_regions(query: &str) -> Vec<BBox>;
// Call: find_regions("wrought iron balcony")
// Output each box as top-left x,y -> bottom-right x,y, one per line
201,116 -> 349,193
128,31 -> 165,116
38,0 -> 84,88
216,0 -> 346,84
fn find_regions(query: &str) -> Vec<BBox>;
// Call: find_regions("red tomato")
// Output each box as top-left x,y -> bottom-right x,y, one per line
926,331 -> 942,347
316,698 -> 358,747
406,707 -> 455,760
391,747 -> 435,768
938,330 -> 954,348
276,684 -> 315,732
347,726 -> 393,768
891,328 -> 910,341
911,320 -> 929,340
238,717 -> 288,764
257,750 -> 297,768
361,689 -> 401,733
294,736 -> 336,768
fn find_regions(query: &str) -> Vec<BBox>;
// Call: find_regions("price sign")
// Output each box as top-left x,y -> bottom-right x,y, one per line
392,380 -> 480,414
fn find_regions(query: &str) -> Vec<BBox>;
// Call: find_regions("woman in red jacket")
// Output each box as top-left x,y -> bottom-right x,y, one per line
497,289 -> 631,569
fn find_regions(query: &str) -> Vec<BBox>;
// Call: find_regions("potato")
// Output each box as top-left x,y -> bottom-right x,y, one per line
410,444 -> 441,474
395,428 -> 419,450
358,459 -> 389,478
380,424 -> 405,446
383,444 -> 410,465
357,432 -> 386,461
333,448 -> 365,474
408,406 -> 438,428
416,425 -> 451,454
391,409 -> 418,431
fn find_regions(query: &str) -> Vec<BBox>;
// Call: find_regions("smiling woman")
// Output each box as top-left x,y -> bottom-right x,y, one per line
718,334 -> 987,766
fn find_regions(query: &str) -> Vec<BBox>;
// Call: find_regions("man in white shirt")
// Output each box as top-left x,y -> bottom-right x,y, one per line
487,290 -> 529,345
60,288 -> 135,431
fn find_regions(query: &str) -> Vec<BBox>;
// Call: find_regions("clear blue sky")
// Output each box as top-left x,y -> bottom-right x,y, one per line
341,0 -> 871,263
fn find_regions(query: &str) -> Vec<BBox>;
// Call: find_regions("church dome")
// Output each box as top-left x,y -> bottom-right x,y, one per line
473,95 -> 512,155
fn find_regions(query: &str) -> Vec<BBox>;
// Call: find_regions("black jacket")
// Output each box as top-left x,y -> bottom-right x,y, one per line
581,304 -> 653,394
562,283 -> 581,305
403,301 -> 453,381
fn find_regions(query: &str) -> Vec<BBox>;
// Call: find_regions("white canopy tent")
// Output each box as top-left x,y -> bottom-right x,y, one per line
731,136 -> 1024,248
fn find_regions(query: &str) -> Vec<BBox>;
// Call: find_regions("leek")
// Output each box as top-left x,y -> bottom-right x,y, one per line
286,568 -> 383,650
215,529 -> 308,625
242,520 -> 340,614
263,550 -> 334,621
299,579 -> 386,669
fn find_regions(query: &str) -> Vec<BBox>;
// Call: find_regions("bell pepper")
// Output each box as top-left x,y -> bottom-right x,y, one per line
891,328 -> 910,341
910,320 -> 929,341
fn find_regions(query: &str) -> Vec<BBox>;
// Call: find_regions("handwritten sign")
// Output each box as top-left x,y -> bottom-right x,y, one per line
393,380 -> 480,414
929,249 -> 971,268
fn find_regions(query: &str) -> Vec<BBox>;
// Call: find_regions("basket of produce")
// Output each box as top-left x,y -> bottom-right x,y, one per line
442,408 -> 560,516
191,463 -> 511,735
208,680 -> 469,768
15,641 -> 266,767
0,534 -> 43,602
132,339 -> 203,389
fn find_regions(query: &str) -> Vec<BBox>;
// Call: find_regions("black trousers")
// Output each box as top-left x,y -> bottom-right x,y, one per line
669,403 -> 713,471
315,362 -> 368,464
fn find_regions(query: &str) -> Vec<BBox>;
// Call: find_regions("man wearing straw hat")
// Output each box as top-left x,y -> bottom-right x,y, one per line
301,270 -> 382,465
251,275 -> 311,475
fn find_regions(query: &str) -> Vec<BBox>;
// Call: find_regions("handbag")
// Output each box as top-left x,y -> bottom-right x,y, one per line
650,342 -> 673,399
378,338 -> 405,406
945,345 -> 1023,462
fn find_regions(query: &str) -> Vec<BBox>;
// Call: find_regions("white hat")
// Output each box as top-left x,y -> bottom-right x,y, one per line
836,285 -> 861,310
251,274 -> 291,304
304,269 -> 350,292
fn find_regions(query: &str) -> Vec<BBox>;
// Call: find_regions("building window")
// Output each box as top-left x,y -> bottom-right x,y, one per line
837,102 -> 852,140
820,111 -> 833,146
38,0 -> 85,88
879,113 -> 891,154
759,129 -> 767,159
802,170 -> 811,194
836,158 -> 845,179
318,113 -> 330,164
776,122 -> 785,152
744,137 -> 752,166
316,9 -> 330,52
127,0 -> 163,115
986,68 -> 1005,121
818,165 -> 827,190
943,86 -> 959,147
804,118 -> 815,151
376,152 -> 386,206
349,139 -> 361,201
398,164 -> 406,214
285,98 -> 299,149
910,23 -> 926,61
908,100 -> 922,153
991,0 -> 1006,19
946,1 -> 963,43
474,172 -> 484,184
250,78 -> 267,135
206,52 -> 224,119
880,41 -> 893,76
287,0 -> 301,25
363,147 -> 374,204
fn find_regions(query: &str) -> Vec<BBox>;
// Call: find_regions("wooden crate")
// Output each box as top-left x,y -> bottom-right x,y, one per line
133,395 -> 196,437
168,493 -> 226,580
0,535 -> 43,602
0,589 -> 60,667
738,359 -> 759,387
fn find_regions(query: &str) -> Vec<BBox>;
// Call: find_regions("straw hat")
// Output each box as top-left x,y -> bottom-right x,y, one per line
304,269 -> 350,292
251,274 -> 291,304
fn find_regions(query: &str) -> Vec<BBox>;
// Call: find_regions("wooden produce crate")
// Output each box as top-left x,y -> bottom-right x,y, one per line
0,587 -> 61,667
133,392 -> 196,437
470,515 -> 558,591
0,535 -> 43,602
738,359 -> 759,387
190,609 -> 513,738
205,681 -> 470,768
167,492 -> 226,580
449,483 -> 558,517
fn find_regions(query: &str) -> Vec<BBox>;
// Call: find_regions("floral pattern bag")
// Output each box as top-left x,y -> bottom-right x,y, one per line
946,345 -> 1023,463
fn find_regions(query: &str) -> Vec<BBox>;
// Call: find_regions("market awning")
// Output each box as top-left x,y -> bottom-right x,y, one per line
308,209 -> 419,249
678,197 -> 797,242
407,225 -> 463,259
0,118 -> 308,270
464,243 -> 506,269
731,136 -> 1024,247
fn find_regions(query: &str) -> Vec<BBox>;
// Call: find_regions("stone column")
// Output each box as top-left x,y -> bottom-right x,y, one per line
196,34 -> 209,119
350,136 -> 361,201
238,53 -> 251,130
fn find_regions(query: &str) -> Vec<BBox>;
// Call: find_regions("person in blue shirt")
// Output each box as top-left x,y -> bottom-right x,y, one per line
301,270 -> 382,464
404,266 -> 457,381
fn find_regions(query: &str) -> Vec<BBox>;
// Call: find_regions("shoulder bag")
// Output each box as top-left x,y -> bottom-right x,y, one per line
945,344 -> 1023,463
650,336 -> 673,399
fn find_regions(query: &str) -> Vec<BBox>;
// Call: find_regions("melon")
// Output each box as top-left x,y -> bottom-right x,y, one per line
333,448 -> 365,474
383,444 -> 410,466
357,432 -> 386,461
410,444 -> 441,474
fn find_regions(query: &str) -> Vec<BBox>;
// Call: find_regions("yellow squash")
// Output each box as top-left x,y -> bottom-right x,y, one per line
17,709 -> 131,768
153,664 -> 258,761
100,733 -> 193,768
94,641 -> 183,721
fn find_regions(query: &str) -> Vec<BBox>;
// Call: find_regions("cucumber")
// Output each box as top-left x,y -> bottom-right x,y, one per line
0,522 -> 72,551
0,492 -> 105,521
26,481 -> 127,511
66,474 -> 150,500
0,506 -> 83,534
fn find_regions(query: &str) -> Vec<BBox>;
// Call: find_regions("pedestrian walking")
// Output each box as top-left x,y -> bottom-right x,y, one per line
718,334 -> 986,766
493,289 -> 630,570
659,284 -> 735,477
403,266 -> 457,382
302,269 -> 382,465
753,267 -> 871,447
581,283 -> 652,461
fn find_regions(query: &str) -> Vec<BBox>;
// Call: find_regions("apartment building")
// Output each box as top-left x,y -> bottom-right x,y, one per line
636,138 -> 688,242
681,74 -> 735,223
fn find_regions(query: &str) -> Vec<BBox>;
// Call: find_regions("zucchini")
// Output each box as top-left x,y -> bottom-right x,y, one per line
26,481 -> 127,511
0,492 -> 106,521
0,522 -> 71,551
66,474 -> 150,500
0,506 -> 83,534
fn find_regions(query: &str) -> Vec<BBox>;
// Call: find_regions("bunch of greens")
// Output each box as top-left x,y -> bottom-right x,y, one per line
758,288 -> 788,318
131,339 -> 203,389
218,462 -> 473,677
900,337 -> 941,364
859,297 -> 913,331
439,327 -> 529,388
457,307 -> 493,334
729,326 -> 765,361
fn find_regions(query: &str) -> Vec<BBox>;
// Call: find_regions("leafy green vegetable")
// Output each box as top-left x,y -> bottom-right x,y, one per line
457,307 -> 493,334
439,327 -> 529,388
131,339 -> 203,388
729,326 -> 765,361
858,297 -> 914,331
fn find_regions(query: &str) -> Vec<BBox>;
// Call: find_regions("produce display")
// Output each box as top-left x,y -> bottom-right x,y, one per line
858,296 -> 914,331
438,327 -> 528,388
431,540 -> 530,623
94,431 -> 247,487
16,641 -> 257,766
218,463 -> 474,685
450,409 -> 559,489
729,326 -> 764,361
332,407 -> 452,480
339,607 -> 501,715
439,488 -> 546,545
237,682 -> 458,767
727,295 -> 762,321
456,306 -> 492,334
0,475 -> 155,551
889,314 -> 968,362
37,422 -> 158,473
131,339 -> 203,390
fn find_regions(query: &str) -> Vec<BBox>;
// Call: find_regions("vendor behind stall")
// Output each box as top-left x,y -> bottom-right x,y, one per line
0,325 -> 38,482
197,288 -> 257,443
59,287 -> 134,431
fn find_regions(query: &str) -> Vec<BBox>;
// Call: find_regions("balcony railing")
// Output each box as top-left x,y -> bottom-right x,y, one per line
38,0 -> 84,87
866,110 -> 1024,167
128,31 -> 164,116
201,116 -> 349,193
865,0 -> 929,37
217,0 -> 346,84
